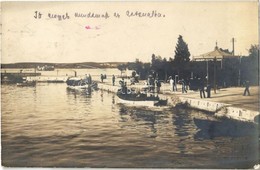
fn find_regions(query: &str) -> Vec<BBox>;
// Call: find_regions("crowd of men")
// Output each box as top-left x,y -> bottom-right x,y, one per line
100,73 -> 251,97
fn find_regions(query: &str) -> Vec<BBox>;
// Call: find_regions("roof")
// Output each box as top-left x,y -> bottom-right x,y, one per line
193,46 -> 238,61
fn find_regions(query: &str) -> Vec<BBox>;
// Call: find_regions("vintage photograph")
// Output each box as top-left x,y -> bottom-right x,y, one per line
1,1 -> 259,168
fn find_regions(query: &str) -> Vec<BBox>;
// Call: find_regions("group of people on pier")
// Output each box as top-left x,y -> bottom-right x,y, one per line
147,76 -> 161,93
167,75 -> 251,98
99,73 -> 251,97
168,76 -> 188,94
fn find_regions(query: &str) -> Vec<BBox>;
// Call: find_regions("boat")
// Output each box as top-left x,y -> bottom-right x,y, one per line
17,79 -> 36,87
66,76 -> 97,90
116,88 -> 167,107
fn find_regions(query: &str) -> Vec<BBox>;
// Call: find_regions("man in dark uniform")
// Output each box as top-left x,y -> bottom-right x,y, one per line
101,74 -> 104,83
112,75 -> 115,86
206,84 -> 211,98
243,80 -> 250,96
180,79 -> 187,93
155,78 -> 161,93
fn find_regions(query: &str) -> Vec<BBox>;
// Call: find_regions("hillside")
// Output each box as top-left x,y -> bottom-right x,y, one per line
1,62 -> 127,69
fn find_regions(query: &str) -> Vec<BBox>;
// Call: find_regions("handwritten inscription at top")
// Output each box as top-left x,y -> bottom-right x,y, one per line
34,10 -> 166,21
126,10 -> 165,18
75,12 -> 110,19
34,11 -> 70,21
48,13 -> 70,21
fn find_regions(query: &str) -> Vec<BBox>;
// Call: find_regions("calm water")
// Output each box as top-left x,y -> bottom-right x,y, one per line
1,83 -> 259,168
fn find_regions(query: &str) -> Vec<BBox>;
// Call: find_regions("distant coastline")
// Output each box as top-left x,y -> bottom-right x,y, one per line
1,62 -> 128,69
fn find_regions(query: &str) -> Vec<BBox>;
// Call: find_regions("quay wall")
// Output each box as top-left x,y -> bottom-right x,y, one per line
97,83 -> 259,123
175,97 -> 258,123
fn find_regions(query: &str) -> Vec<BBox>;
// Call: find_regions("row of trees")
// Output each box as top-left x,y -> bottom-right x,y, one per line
118,35 -> 259,87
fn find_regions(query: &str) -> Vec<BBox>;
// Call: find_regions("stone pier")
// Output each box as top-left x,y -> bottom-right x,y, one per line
97,81 -> 259,123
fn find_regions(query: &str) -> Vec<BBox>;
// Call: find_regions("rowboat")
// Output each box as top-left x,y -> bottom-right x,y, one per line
117,89 -> 167,107
17,81 -> 36,87
66,76 -> 97,90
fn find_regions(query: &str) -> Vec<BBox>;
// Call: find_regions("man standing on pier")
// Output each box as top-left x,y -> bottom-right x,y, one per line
206,84 -> 211,98
199,78 -> 206,98
180,79 -> 187,93
243,80 -> 250,96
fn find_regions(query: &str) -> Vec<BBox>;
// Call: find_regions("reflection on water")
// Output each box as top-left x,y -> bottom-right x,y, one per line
1,83 -> 258,168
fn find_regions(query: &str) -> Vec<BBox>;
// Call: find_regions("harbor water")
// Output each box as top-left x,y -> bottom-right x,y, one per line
1,69 -> 259,168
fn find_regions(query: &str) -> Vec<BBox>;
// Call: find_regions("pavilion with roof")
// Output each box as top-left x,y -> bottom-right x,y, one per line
192,42 -> 240,93
193,42 -> 238,61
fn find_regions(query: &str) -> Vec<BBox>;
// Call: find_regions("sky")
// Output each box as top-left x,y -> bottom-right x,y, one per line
1,1 -> 258,63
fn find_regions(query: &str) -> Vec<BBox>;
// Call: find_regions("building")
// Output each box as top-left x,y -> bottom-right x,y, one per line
193,43 -> 238,61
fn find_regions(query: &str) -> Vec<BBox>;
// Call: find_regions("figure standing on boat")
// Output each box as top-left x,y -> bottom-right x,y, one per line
147,75 -> 155,92
88,74 -> 92,84
101,74 -> 104,83
169,76 -> 174,92
112,75 -> 115,86
155,78 -> 161,93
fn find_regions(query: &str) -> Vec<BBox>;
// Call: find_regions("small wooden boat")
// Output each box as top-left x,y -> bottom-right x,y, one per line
17,80 -> 36,87
66,76 -> 97,90
117,88 -> 167,107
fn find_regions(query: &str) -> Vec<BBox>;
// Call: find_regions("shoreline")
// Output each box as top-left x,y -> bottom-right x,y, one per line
97,82 -> 259,123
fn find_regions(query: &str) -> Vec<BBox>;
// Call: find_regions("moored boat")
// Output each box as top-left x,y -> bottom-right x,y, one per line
116,88 -> 167,107
66,75 -> 97,90
17,79 -> 36,87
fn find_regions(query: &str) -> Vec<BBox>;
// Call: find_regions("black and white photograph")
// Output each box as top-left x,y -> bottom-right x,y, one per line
1,1 -> 259,168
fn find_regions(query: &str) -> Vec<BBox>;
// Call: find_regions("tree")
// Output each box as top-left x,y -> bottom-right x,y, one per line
117,64 -> 127,76
126,59 -> 151,80
151,54 -> 162,70
248,44 -> 259,60
151,54 -> 156,66
174,35 -> 190,64
247,44 -> 259,85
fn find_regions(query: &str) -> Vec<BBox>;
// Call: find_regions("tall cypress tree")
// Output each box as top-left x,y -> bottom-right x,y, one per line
174,35 -> 190,64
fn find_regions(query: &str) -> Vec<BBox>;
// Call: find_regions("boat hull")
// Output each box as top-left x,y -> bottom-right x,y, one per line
17,81 -> 36,87
116,91 -> 167,107
66,76 -> 97,90
117,97 -> 158,107
67,84 -> 91,90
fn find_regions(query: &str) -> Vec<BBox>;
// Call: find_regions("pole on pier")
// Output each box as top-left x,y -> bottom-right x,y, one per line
231,37 -> 235,56
213,57 -> 217,94
206,60 -> 209,84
